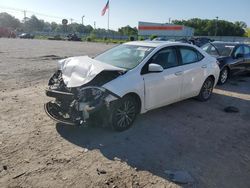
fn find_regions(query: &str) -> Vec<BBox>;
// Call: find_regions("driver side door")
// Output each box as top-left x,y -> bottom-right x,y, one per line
142,47 -> 183,110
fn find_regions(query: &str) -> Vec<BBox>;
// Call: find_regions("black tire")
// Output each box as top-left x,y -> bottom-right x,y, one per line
110,95 -> 138,132
218,67 -> 229,85
197,77 -> 214,101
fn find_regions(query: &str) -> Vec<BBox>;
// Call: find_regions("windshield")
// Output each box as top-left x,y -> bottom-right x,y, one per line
202,43 -> 235,56
95,44 -> 154,70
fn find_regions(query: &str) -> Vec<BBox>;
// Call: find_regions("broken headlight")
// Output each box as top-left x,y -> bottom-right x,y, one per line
77,87 -> 107,102
48,70 -> 62,86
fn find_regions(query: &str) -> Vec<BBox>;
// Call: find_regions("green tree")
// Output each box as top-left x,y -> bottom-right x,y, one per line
245,28 -> 250,37
23,15 -> 45,32
84,25 -> 94,34
0,12 -> 21,29
172,18 -> 246,36
118,25 -> 138,36
50,22 -> 58,32
235,21 -> 247,29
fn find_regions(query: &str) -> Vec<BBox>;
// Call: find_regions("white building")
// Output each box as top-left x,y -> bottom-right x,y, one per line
138,21 -> 194,37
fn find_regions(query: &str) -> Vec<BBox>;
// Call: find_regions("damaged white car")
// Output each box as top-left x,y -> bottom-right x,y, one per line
45,41 -> 220,131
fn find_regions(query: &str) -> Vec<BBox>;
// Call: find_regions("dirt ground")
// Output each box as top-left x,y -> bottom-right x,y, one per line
0,38 -> 250,188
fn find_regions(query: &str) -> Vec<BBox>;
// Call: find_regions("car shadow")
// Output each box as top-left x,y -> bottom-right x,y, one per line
215,74 -> 250,95
56,89 -> 250,188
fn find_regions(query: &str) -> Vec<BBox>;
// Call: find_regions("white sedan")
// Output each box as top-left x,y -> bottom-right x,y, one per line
45,41 -> 220,131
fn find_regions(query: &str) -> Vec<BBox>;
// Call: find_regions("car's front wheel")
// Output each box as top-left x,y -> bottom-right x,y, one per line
110,95 -> 138,132
218,67 -> 229,85
197,77 -> 214,101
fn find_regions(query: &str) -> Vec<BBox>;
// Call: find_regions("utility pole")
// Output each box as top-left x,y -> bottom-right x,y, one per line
169,17 -> 171,24
82,15 -> 85,25
70,18 -> 73,24
94,21 -> 96,29
215,16 -> 219,36
23,10 -> 27,23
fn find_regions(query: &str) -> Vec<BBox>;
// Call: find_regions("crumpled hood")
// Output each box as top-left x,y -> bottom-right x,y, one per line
58,56 -> 125,88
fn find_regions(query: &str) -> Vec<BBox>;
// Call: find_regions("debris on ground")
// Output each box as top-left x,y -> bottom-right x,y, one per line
97,168 -> 107,175
164,170 -> 194,184
224,106 -> 240,113
3,165 -> 7,170
114,157 -> 121,161
83,148 -> 89,153
13,172 -> 26,179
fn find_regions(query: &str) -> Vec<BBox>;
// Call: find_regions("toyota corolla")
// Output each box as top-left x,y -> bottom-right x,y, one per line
45,41 -> 220,131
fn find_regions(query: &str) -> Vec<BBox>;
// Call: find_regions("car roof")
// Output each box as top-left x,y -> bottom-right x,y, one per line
125,41 -> 191,48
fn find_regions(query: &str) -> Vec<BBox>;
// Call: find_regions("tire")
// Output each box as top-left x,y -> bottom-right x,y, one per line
110,95 -> 138,132
197,77 -> 214,101
218,67 -> 229,85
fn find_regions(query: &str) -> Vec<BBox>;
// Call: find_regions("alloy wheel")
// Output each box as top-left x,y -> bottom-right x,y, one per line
220,68 -> 228,84
115,100 -> 136,129
202,79 -> 213,99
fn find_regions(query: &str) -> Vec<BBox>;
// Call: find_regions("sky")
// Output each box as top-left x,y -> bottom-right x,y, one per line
0,0 -> 249,30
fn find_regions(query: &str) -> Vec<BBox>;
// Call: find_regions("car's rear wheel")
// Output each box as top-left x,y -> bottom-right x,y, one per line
218,67 -> 229,85
110,96 -> 138,132
197,77 -> 214,101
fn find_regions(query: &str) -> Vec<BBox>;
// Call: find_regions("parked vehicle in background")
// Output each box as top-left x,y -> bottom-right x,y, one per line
190,37 -> 213,47
202,41 -> 250,84
152,37 -> 168,41
45,41 -> 220,131
48,35 -> 63,41
176,38 -> 192,44
19,33 -> 35,39
65,33 -> 81,41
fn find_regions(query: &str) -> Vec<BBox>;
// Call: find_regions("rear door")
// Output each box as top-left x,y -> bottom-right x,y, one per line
142,47 -> 183,110
243,45 -> 250,72
230,45 -> 245,75
177,46 -> 207,99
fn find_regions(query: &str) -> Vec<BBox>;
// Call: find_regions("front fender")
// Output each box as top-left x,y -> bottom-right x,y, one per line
102,71 -> 146,113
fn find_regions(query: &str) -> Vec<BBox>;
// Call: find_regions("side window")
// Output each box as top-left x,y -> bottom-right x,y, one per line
151,47 -> 178,69
244,46 -> 250,56
180,47 -> 204,64
234,46 -> 244,57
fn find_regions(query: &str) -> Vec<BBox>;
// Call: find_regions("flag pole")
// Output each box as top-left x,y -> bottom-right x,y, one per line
108,0 -> 110,34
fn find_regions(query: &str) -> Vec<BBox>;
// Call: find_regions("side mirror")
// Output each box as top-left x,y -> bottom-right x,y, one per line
148,63 -> 164,72
235,53 -> 244,59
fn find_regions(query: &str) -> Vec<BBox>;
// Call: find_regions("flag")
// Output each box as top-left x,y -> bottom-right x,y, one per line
101,0 -> 109,16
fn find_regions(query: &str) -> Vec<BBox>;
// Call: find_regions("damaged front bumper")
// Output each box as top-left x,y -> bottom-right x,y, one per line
44,86 -> 119,126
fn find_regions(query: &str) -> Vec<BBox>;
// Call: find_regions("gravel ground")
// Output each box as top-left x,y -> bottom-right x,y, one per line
0,38 -> 250,188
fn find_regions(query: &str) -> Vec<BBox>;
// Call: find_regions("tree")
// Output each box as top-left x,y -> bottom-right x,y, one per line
83,25 -> 93,34
118,25 -> 138,36
245,28 -> 250,37
235,21 -> 247,29
0,12 -> 21,29
23,15 -> 45,32
50,22 -> 58,32
172,18 -> 247,36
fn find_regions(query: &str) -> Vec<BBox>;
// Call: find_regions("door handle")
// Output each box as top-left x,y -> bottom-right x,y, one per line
175,71 -> 183,76
201,65 -> 207,68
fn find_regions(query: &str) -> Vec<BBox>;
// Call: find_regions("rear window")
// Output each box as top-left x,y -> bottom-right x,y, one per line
214,43 -> 235,56
202,43 -> 236,56
179,47 -> 204,64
